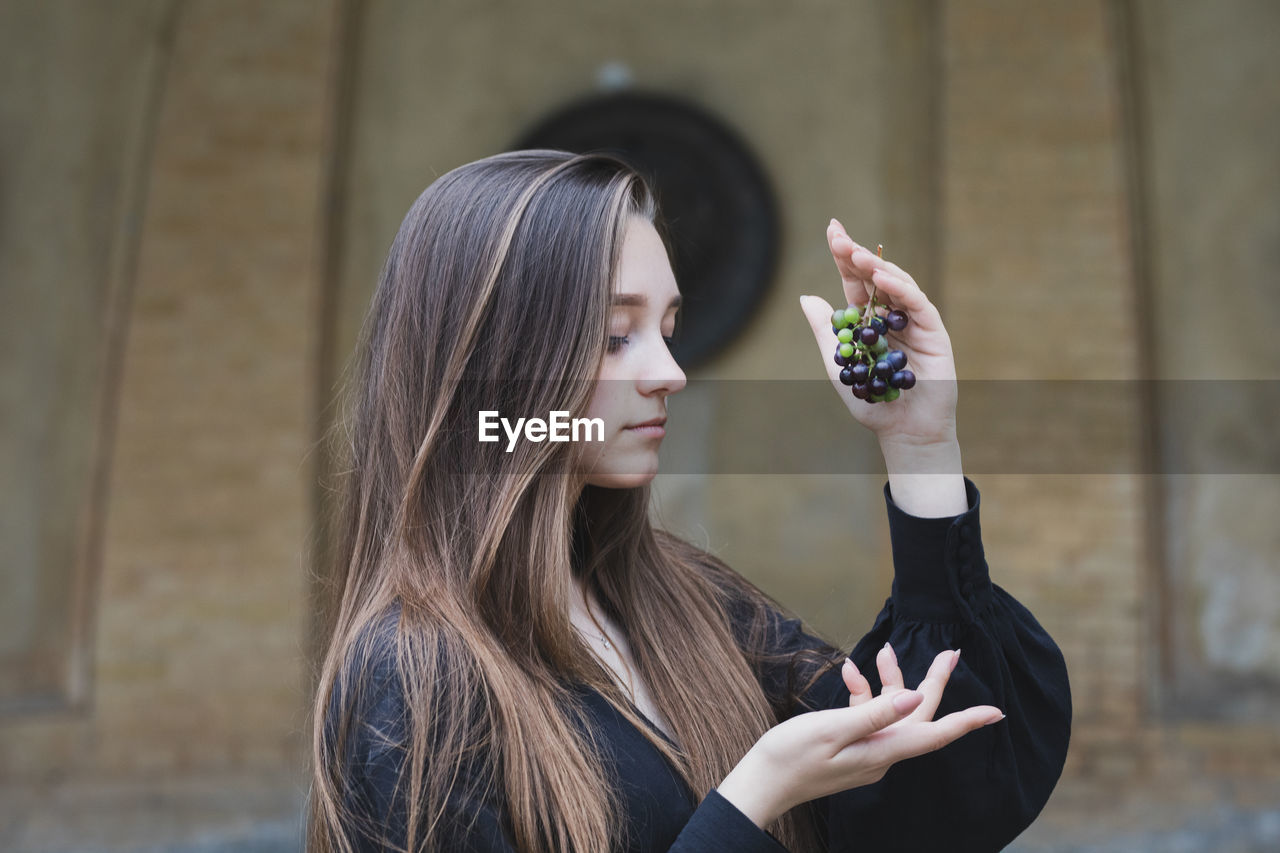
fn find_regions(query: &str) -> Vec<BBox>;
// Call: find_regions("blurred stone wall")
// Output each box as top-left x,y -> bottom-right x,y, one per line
1,0 -> 340,848
1,1 -> 1276,850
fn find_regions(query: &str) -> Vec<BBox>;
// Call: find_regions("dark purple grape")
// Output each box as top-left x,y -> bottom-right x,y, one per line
870,377 -> 888,395
898,370 -> 916,389
889,370 -> 906,389
859,327 -> 879,345
851,382 -> 870,399
839,365 -> 857,386
873,359 -> 891,378
834,351 -> 849,367
850,362 -> 869,383
886,350 -> 908,371
886,310 -> 908,331
870,316 -> 887,335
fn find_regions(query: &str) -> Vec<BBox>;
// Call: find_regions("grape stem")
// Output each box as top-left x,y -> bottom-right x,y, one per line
846,246 -> 888,381
863,244 -> 884,329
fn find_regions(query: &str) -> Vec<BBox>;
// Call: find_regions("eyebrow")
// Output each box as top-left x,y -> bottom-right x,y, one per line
611,293 -> 683,309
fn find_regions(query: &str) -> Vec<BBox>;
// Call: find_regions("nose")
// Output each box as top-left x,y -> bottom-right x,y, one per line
637,340 -> 687,397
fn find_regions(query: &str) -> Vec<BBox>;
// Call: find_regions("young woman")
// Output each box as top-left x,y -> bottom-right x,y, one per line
306,149 -> 1071,852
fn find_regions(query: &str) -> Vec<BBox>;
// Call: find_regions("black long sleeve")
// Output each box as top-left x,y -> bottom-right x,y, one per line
735,476 -> 1073,852
335,476 -> 1070,851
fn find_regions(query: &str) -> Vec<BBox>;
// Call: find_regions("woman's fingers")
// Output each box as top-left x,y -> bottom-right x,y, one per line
839,705 -> 1005,771
797,294 -> 843,385
847,648 -> 956,718
877,642 -> 905,693
798,290 -> 849,386
815,689 -> 924,752
827,219 -> 874,309
891,706 -> 1005,763
826,218 -> 944,336
847,249 -> 944,336
908,649 -> 960,722
843,657 -> 874,708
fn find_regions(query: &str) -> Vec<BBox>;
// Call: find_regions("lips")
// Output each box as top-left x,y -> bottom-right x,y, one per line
628,417 -> 667,429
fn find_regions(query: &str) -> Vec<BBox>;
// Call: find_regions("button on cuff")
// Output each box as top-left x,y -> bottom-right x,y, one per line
884,476 -> 990,622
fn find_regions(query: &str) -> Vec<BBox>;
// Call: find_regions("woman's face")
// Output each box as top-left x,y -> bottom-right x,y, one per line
578,215 -> 687,489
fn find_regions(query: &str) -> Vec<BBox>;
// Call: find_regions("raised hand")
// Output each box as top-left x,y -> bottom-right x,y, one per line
798,219 -> 960,448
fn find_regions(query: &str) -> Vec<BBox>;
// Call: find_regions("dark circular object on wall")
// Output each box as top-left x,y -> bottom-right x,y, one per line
512,91 -> 780,370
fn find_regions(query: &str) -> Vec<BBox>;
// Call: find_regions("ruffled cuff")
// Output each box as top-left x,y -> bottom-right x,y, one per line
884,475 -> 992,624
667,788 -> 789,852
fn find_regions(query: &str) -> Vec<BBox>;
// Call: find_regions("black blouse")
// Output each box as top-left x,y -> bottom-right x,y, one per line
334,476 -> 1072,851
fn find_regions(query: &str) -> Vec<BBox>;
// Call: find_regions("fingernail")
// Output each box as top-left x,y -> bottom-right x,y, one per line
985,711 -> 1005,726
892,690 -> 921,713
883,642 -> 896,663
950,649 -> 961,673
844,656 -> 859,675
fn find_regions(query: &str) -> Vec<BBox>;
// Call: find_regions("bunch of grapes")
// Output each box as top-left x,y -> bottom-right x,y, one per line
830,287 -> 914,404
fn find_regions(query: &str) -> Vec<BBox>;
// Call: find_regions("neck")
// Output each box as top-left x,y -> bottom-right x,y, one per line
568,574 -> 599,624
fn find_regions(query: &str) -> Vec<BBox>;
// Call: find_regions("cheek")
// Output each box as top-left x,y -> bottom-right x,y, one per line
584,376 -> 625,426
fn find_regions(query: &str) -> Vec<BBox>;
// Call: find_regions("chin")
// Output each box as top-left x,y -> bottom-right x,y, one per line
587,467 -> 659,490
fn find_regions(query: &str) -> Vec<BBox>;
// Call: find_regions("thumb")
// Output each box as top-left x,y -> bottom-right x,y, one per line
798,295 -> 839,381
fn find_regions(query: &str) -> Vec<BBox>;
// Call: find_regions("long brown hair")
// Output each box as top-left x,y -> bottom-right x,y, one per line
306,149 -> 844,852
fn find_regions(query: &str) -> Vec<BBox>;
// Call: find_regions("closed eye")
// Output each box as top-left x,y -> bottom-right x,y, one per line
607,335 -> 677,353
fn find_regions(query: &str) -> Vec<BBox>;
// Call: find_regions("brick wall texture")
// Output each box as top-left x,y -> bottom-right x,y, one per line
2,1 -> 1276,850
